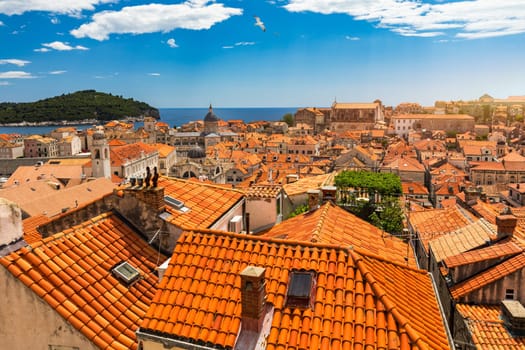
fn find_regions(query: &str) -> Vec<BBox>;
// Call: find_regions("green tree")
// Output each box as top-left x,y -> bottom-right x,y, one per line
281,113 -> 294,127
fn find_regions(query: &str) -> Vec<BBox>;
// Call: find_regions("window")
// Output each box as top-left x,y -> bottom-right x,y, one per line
112,261 -> 140,285
286,270 -> 316,308
506,289 -> 515,300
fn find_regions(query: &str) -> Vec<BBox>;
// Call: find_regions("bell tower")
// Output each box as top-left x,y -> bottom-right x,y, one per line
91,130 -> 111,179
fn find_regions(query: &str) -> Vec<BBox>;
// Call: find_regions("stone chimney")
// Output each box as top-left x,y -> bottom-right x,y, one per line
240,266 -> 266,332
321,186 -> 337,202
307,189 -> 321,210
496,214 -> 517,239
123,186 -> 165,213
0,198 -> 23,246
464,187 -> 479,206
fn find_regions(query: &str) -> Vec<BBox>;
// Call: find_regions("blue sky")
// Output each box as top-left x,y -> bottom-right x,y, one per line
0,0 -> 524,108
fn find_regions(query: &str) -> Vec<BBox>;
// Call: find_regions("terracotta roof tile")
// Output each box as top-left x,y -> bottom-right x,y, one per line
22,215 -> 50,244
429,219 -> 497,263
444,241 -> 523,268
456,304 -> 525,349
262,202 -> 416,267
451,252 -> 525,299
158,176 -> 244,229
244,185 -> 282,199
140,230 -> 450,349
0,212 -> 164,350
409,206 -> 476,252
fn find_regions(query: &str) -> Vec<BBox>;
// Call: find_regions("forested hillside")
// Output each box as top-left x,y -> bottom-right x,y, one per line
0,90 -> 159,124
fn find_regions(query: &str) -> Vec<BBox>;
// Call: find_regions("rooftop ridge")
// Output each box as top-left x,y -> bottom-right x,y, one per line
31,212 -> 114,248
349,249 -> 431,350
311,202 -> 331,243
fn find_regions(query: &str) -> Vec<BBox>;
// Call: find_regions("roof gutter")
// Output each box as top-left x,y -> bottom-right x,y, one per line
427,271 -> 456,350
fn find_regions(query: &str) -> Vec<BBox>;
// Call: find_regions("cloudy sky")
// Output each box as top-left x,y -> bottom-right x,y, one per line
0,0 -> 524,107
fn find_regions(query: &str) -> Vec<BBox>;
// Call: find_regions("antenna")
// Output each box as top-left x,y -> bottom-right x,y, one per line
148,228 -> 162,244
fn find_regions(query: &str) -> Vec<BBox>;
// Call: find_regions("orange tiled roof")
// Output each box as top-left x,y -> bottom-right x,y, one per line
22,215 -> 50,244
456,304 -> 525,349
110,142 -> 158,167
262,202 -> 416,267
409,206 -> 475,251
245,185 -> 282,199
282,173 -> 336,197
444,240 -> 523,268
428,219 -> 497,263
159,176 -> 244,229
450,252 -> 525,299
140,229 -> 450,349
402,182 -> 429,195
0,212 -> 165,350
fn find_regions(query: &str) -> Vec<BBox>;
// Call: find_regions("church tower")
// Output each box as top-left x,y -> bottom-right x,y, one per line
203,104 -> 219,135
91,130 -> 111,179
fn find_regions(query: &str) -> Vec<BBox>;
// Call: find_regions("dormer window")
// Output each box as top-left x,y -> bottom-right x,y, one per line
286,270 -> 316,308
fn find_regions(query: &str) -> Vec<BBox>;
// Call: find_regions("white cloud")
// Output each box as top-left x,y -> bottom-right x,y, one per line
0,59 -> 31,67
71,1 -> 243,41
235,41 -> 255,46
148,73 -> 160,76
167,38 -> 178,48
38,41 -> 89,51
51,17 -> 59,24
0,0 -> 115,16
345,36 -> 360,41
283,0 -> 525,39
0,21 -> 4,26
49,70 -> 67,75
0,81 -> 10,86
0,71 -> 35,79
222,45 -> 234,49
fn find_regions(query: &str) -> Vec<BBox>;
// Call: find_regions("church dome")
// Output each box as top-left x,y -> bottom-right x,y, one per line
204,104 -> 219,122
187,145 -> 206,159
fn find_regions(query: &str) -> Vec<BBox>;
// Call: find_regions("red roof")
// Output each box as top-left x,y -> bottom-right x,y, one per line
0,212 -> 165,350
140,229 -> 451,349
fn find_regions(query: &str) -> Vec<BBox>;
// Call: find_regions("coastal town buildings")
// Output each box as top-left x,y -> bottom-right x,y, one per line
3,97 -> 525,349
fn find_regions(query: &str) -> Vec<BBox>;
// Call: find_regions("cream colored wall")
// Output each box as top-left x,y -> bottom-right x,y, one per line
246,198 -> 277,233
0,267 -> 98,350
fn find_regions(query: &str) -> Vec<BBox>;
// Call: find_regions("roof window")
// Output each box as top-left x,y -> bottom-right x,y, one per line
112,261 -> 140,285
164,195 -> 189,213
286,270 -> 316,309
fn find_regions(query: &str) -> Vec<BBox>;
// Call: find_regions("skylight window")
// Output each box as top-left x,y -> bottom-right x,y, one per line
112,261 -> 140,285
164,195 -> 190,212
286,270 -> 316,308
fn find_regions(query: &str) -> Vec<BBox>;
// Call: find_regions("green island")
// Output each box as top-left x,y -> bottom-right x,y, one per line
0,90 -> 159,125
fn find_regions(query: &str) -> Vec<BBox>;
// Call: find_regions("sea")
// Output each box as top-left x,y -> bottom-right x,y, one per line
0,107 -> 298,135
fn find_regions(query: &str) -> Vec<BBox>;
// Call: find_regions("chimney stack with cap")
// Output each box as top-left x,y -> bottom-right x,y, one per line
307,189 -> 321,210
496,214 -> 518,239
240,266 -> 266,332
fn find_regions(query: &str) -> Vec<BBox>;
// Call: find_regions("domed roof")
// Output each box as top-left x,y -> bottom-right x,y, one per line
187,145 -> 206,159
204,104 -> 219,122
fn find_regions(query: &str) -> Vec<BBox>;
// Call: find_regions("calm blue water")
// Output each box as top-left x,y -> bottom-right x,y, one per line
0,107 -> 297,135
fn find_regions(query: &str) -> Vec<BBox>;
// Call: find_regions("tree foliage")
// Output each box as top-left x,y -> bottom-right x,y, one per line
335,170 -> 404,234
281,113 -> 294,127
334,170 -> 402,196
0,90 -> 159,124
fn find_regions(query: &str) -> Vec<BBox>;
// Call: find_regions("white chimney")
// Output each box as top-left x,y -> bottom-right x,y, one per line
0,198 -> 23,246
